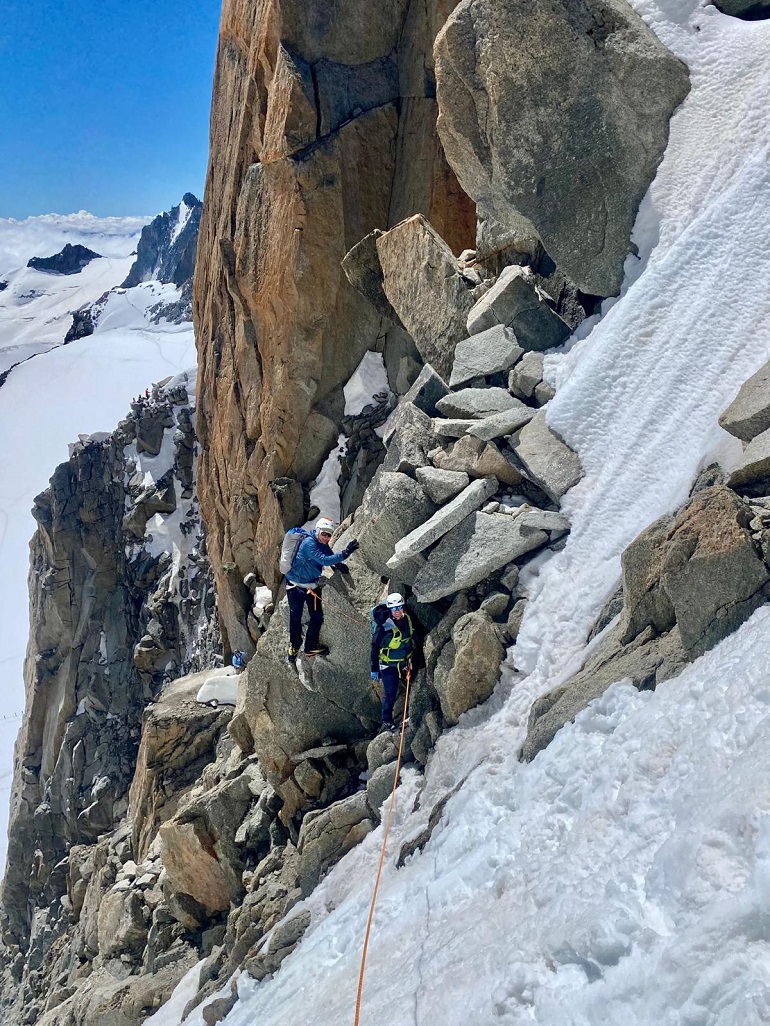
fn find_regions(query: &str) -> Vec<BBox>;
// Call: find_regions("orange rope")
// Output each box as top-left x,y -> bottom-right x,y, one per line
353,664 -> 412,1026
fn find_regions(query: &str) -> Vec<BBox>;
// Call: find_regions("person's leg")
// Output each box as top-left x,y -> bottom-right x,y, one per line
304,590 -> 324,651
287,588 -> 305,651
380,664 -> 400,724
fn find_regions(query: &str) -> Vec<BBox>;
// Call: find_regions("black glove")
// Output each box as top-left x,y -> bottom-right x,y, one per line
342,539 -> 360,557
335,562 -> 351,575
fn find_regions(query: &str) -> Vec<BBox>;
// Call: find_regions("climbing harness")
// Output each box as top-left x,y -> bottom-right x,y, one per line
353,663 -> 413,1026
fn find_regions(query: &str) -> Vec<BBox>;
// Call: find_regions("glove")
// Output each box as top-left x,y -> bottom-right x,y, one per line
343,539 -> 360,557
335,562 -> 351,576
370,671 -> 380,681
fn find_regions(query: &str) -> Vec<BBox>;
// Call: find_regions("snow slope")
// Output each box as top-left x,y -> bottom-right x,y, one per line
0,213 -> 196,871
147,3 -> 770,1024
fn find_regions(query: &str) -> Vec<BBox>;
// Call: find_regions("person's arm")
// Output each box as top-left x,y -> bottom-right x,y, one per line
311,538 -> 359,567
371,625 -> 385,673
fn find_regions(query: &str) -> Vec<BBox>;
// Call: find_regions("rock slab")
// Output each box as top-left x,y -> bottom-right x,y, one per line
513,411 -> 583,501
413,511 -> 548,602
449,324 -> 522,387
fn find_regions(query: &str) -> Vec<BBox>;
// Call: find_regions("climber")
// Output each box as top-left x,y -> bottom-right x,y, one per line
285,517 -> 359,663
231,650 -> 246,671
370,592 -> 418,733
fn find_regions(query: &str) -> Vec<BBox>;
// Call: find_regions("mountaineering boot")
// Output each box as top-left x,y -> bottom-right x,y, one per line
287,646 -> 300,667
304,644 -> 329,657
377,721 -> 396,735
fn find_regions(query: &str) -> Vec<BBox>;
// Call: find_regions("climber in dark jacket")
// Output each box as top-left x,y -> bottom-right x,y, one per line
370,592 -> 418,732
285,517 -> 358,661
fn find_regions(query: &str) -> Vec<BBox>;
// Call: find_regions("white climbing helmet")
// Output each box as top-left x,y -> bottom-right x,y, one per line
314,517 -> 336,536
386,592 -> 405,609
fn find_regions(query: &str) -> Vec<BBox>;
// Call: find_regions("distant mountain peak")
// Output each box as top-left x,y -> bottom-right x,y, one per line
121,194 -> 202,290
27,242 -> 102,275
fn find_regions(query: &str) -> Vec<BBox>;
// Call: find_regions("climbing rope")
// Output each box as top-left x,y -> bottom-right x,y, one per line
353,663 -> 413,1026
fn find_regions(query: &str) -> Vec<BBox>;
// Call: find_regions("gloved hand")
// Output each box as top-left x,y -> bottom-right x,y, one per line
370,671 -> 380,681
342,538 -> 360,557
335,562 -> 351,575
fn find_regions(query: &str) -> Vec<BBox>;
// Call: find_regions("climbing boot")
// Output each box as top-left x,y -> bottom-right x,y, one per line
287,646 -> 300,667
377,721 -> 396,735
304,644 -> 329,657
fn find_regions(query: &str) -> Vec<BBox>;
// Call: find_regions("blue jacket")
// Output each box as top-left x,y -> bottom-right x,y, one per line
287,535 -> 347,586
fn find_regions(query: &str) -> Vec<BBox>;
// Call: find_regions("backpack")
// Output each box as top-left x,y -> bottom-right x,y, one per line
279,526 -> 310,575
370,602 -> 390,641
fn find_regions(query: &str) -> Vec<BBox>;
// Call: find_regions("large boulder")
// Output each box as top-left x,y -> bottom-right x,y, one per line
719,358 -> 770,442
376,215 -> 475,379
466,266 -> 571,351
713,1 -> 770,18
381,401 -> 436,476
403,363 -> 451,417
434,0 -> 690,296
413,511 -> 548,601
416,466 -> 470,503
434,611 -> 505,725
512,411 -> 583,502
621,485 -> 770,658
351,469 -> 438,575
436,386 -> 521,419
467,405 -> 535,441
449,324 -> 522,387
431,435 -> 522,487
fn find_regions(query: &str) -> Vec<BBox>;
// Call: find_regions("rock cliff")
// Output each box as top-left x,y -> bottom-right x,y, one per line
193,0 -> 476,654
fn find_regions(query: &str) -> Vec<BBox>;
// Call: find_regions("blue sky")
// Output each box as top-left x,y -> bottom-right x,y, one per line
0,1 -> 221,219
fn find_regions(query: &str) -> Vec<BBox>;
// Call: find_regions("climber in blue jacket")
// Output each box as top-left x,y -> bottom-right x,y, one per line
285,517 -> 358,662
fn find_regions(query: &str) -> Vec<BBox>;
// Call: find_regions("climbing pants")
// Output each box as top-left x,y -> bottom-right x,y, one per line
380,662 -> 407,724
287,585 -> 323,651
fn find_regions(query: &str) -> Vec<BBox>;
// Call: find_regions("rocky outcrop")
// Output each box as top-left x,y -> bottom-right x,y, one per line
523,485 -> 770,761
0,378 -> 218,981
434,0 -> 690,296
193,0 -> 475,654
28,243 -> 102,275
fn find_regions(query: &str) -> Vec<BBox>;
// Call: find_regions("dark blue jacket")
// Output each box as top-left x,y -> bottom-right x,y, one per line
287,535 -> 347,586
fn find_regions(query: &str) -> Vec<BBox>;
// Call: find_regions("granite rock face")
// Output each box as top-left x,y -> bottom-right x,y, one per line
193,0 -> 475,653
435,0 -> 690,295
